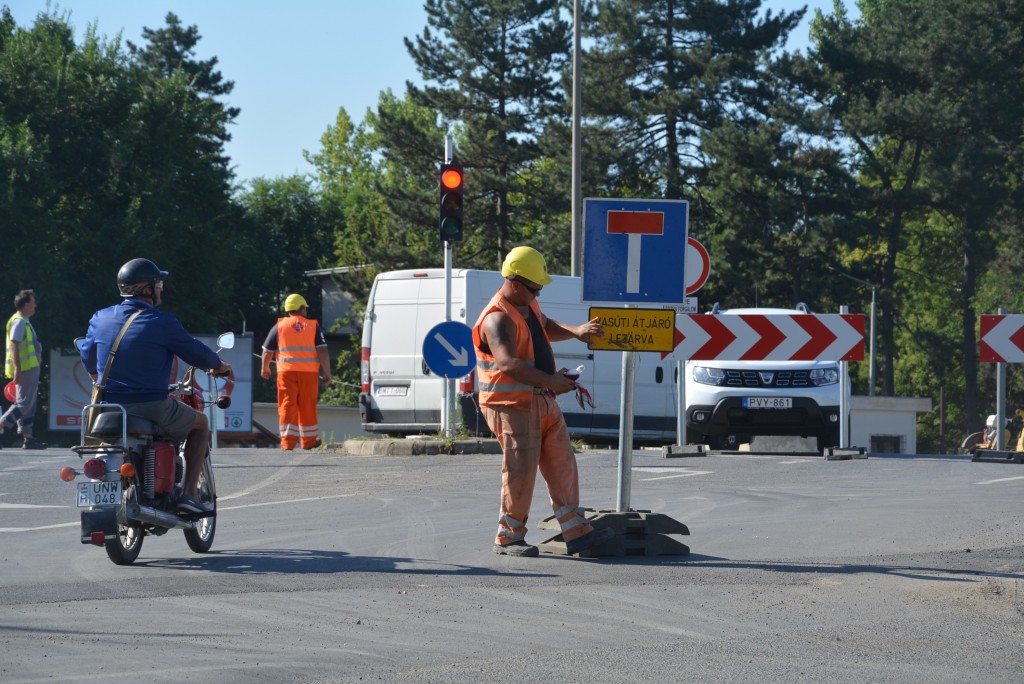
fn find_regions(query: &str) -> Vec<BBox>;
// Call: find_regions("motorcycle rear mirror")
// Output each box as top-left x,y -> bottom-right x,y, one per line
217,332 -> 235,350
74,337 -> 85,352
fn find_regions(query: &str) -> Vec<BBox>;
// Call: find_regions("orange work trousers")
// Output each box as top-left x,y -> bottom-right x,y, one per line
277,370 -> 320,450
482,393 -> 595,546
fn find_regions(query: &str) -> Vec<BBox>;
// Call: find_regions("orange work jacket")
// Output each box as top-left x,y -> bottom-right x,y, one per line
276,315 -> 319,373
471,291 -> 550,410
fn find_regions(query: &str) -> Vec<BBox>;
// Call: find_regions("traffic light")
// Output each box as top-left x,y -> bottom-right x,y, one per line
439,162 -> 464,243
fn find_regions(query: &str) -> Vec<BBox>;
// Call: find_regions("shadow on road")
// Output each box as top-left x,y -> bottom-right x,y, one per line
139,547 -> 556,578
598,552 -> 1024,582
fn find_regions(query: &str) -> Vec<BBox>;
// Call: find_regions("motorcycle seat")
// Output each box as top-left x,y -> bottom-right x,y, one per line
90,410 -> 162,437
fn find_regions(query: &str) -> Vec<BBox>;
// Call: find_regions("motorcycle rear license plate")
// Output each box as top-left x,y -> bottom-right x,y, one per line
743,397 -> 793,409
77,481 -> 122,507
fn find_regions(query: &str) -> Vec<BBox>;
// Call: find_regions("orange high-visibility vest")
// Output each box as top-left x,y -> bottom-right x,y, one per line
472,291 -> 549,410
276,315 -> 319,373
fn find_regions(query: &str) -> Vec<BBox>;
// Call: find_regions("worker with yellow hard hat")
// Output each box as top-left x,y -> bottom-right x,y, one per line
284,293 -> 308,312
261,293 -> 332,451
471,246 -> 614,557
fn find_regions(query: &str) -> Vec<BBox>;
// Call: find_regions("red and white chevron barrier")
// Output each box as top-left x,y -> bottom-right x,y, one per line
663,313 -> 865,362
980,314 -> 1024,363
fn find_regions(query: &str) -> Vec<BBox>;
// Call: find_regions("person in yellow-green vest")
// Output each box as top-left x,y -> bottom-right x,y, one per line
3,290 -> 47,449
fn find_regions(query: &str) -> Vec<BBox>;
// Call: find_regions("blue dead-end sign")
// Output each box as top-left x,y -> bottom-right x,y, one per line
582,198 -> 689,304
423,321 -> 477,378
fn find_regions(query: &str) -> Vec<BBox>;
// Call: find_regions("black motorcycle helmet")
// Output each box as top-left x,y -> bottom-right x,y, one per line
117,258 -> 169,298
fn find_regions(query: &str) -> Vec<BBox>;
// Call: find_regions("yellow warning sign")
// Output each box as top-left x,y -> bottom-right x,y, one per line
588,307 -> 676,352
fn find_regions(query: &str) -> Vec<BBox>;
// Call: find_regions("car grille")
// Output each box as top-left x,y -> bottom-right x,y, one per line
720,369 -> 814,388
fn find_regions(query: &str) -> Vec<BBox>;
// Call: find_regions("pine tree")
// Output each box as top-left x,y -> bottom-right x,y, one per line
584,0 -> 802,200
384,0 -> 571,269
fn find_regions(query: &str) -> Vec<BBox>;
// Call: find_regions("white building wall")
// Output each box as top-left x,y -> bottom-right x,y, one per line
850,395 -> 932,454
253,403 -> 370,444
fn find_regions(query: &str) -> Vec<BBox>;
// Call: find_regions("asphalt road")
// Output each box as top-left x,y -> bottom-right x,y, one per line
1,445 -> 1022,683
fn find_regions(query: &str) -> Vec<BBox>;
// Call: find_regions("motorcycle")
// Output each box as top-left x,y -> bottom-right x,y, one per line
60,332 -> 235,565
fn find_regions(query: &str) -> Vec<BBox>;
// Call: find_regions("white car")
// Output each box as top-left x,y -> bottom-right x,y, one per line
685,304 -> 844,452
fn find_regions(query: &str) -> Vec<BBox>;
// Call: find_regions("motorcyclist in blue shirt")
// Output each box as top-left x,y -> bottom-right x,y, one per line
80,259 -> 231,514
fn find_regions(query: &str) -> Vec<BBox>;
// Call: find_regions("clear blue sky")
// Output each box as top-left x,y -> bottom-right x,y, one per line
7,1 -> 849,186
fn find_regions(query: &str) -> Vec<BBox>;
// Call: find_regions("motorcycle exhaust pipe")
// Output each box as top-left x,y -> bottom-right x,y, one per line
124,502 -> 195,531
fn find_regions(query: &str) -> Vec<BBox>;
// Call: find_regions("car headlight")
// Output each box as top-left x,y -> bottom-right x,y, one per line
692,366 -> 726,386
809,366 -> 839,386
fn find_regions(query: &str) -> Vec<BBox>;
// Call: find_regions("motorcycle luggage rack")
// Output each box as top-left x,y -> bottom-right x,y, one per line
73,403 -> 130,455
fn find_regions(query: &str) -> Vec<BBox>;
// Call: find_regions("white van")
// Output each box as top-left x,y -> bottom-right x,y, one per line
358,268 -> 681,444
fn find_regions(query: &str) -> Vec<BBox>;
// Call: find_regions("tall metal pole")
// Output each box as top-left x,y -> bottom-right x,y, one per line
675,359 -> 686,445
996,307 -> 1007,450
570,0 -> 583,277
616,350 -> 636,512
868,285 -> 876,396
443,137 -> 455,439
829,267 -> 876,397
839,305 -> 850,448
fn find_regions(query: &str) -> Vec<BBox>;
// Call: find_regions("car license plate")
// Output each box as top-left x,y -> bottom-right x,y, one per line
744,397 -> 793,409
375,385 -> 408,397
77,481 -> 122,507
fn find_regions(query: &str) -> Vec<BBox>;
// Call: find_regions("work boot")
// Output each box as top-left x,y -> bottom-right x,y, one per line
565,527 -> 615,555
493,540 -> 539,557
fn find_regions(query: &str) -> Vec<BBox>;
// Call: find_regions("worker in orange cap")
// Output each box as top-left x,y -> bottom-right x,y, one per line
261,294 -> 332,450
472,246 -> 615,557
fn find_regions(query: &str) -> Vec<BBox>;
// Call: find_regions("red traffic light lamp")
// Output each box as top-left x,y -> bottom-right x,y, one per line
439,162 -> 464,243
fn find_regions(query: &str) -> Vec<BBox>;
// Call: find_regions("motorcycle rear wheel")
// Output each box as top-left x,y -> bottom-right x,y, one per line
184,454 -> 217,553
106,484 -> 144,565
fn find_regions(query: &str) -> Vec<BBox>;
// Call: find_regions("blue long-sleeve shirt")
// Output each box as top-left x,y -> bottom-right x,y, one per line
81,299 -> 222,405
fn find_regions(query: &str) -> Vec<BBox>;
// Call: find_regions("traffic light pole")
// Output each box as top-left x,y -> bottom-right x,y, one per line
442,137 -> 456,439
570,0 -> 583,277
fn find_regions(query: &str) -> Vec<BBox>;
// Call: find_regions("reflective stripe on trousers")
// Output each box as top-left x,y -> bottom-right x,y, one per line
483,394 -> 594,546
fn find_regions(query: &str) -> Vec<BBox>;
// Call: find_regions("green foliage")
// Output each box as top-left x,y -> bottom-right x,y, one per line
4,1 -> 1024,450
393,0 -> 572,268
585,0 -> 804,199
803,0 -> 1024,437
0,8 -> 239,349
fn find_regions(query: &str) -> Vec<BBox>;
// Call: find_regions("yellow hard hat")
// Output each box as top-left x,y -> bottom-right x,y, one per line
501,246 -> 552,285
284,293 -> 308,312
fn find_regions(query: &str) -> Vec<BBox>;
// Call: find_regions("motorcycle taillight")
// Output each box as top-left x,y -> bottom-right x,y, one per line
82,458 -> 107,479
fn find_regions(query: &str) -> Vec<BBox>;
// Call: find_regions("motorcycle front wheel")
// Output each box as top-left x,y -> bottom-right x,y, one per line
184,453 -> 217,553
106,484 -> 144,565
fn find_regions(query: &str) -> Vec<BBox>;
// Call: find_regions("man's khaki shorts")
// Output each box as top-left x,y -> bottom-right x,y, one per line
125,397 -> 198,442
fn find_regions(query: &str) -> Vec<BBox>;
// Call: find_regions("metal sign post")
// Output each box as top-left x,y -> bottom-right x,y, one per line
583,198 -> 688,514
996,307 -> 1007,450
616,346 -> 637,512
839,305 -> 850,448
573,197 -> 690,556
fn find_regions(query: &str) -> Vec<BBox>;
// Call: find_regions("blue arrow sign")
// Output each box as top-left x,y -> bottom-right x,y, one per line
423,321 -> 477,378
